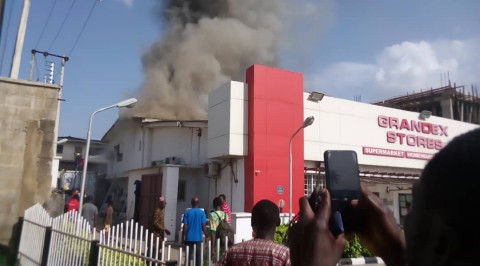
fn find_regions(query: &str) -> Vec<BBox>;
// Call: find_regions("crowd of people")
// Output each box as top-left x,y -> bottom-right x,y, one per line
184,128 -> 480,266
62,127 -> 480,266
64,191 -> 104,231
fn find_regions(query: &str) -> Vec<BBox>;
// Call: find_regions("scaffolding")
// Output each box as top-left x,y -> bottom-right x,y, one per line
375,83 -> 480,125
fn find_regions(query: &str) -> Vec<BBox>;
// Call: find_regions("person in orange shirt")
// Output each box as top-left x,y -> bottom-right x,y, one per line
104,197 -> 114,232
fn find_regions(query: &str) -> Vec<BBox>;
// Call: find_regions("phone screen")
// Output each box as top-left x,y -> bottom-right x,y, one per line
324,150 -> 361,201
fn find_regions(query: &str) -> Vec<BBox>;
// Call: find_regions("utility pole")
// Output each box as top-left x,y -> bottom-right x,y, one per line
0,0 -> 6,43
10,0 -> 31,79
29,49 -> 70,188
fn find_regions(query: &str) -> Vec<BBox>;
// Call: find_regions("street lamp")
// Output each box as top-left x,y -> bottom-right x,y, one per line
79,98 -> 137,215
289,116 -> 314,221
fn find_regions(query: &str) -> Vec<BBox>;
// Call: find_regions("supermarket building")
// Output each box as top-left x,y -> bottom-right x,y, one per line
101,65 -> 477,241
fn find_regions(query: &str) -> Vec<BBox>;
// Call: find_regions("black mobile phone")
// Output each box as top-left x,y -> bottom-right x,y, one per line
324,150 -> 362,233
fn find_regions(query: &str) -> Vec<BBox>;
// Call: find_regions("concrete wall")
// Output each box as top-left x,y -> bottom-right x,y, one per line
0,77 -> 59,246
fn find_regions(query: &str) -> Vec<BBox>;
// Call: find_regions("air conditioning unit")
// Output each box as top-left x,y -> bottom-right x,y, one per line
206,162 -> 220,177
165,156 -> 182,165
151,160 -> 164,166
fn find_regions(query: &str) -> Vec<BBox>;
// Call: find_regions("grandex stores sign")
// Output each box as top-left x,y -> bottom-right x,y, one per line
363,115 -> 449,160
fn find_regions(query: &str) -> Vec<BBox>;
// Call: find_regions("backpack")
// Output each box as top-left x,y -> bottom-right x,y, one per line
213,211 -> 234,245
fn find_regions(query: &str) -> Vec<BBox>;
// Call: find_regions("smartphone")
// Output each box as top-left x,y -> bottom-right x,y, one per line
324,150 -> 362,233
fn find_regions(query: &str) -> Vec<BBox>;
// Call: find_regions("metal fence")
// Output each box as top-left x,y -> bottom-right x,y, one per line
48,210 -> 95,265
18,204 -> 52,266
17,204 -> 232,266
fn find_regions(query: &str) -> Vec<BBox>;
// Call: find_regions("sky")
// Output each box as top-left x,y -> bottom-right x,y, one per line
1,0 -> 479,140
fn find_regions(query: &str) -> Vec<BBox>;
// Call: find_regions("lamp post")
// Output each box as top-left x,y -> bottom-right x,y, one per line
78,98 -> 137,215
289,116 -> 314,220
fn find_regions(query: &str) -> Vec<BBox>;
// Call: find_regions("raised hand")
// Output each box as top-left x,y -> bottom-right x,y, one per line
351,185 -> 406,266
289,189 -> 346,266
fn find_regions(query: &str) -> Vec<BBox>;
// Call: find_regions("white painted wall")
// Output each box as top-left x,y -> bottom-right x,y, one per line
104,119 -> 144,178
208,81 -> 248,158
52,156 -> 60,187
232,212 -> 293,244
57,140 -> 105,162
304,94 -> 478,169
150,126 -> 208,166
210,158 -> 245,213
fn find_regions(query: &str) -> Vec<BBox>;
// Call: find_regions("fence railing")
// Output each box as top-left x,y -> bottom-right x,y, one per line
48,210 -> 95,265
18,203 -> 53,266
17,204 -> 232,266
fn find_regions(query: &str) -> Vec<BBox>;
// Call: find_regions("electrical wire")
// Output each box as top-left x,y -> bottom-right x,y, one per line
35,0 -> 58,49
0,0 -> 15,76
67,0 -> 98,56
47,0 -> 78,52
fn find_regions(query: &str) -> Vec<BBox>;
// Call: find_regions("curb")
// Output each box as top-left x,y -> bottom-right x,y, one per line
338,257 -> 384,265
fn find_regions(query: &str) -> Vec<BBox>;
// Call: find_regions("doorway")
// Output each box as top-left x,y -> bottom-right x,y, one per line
139,174 -> 163,229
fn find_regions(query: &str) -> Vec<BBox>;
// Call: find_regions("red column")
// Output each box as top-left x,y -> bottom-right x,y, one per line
244,65 -> 305,214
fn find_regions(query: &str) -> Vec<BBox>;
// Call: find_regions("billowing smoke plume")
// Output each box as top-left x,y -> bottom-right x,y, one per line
127,0 -> 287,119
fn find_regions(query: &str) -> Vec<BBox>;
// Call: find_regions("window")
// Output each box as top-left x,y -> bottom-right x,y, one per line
90,147 -> 103,156
398,193 -> 413,225
74,146 -> 82,155
177,180 -> 186,201
114,145 -> 123,162
304,172 -> 326,197
56,145 -> 63,154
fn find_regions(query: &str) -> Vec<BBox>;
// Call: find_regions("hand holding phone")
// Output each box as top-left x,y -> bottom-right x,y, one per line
308,185 -> 345,236
324,150 -> 363,233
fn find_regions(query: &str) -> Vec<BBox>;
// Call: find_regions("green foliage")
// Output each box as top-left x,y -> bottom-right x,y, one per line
274,224 -> 289,245
343,234 -> 373,258
100,249 -> 147,266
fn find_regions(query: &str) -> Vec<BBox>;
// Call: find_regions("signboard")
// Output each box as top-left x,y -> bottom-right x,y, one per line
276,186 -> 284,195
377,115 -> 448,151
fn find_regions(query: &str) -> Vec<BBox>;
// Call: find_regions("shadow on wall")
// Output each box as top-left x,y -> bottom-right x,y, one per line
0,217 -> 23,265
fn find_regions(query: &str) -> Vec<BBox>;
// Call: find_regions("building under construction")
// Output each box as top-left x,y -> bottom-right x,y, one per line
375,83 -> 480,125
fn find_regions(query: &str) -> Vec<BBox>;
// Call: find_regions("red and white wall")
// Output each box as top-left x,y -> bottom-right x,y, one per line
208,64 -> 478,217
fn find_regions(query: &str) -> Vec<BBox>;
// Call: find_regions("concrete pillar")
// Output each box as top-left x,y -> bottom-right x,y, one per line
163,166 -> 179,241
440,98 -> 453,119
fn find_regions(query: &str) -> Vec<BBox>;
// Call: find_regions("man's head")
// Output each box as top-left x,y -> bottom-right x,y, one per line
213,197 -> 222,210
71,191 -> 80,200
158,196 -> 166,208
85,195 -> 93,203
191,197 -> 200,207
251,199 -> 280,238
404,128 -> 480,266
218,194 -> 226,204
106,197 -> 113,206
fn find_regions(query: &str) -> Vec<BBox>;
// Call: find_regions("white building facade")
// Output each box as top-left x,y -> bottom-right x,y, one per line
102,65 -> 478,242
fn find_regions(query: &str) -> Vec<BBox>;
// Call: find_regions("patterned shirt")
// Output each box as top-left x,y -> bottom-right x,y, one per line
209,210 -> 226,231
221,202 -> 232,224
152,207 -> 166,239
218,238 -> 291,266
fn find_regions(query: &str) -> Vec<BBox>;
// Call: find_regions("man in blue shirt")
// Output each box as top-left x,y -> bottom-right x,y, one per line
182,197 -> 209,266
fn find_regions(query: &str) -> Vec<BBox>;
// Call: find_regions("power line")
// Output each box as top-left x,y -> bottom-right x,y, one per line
47,0 -> 77,52
35,0 -> 58,49
68,0 -> 98,56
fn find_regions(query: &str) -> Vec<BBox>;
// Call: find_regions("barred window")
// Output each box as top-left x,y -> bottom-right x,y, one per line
398,193 -> 413,225
304,171 -> 326,197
